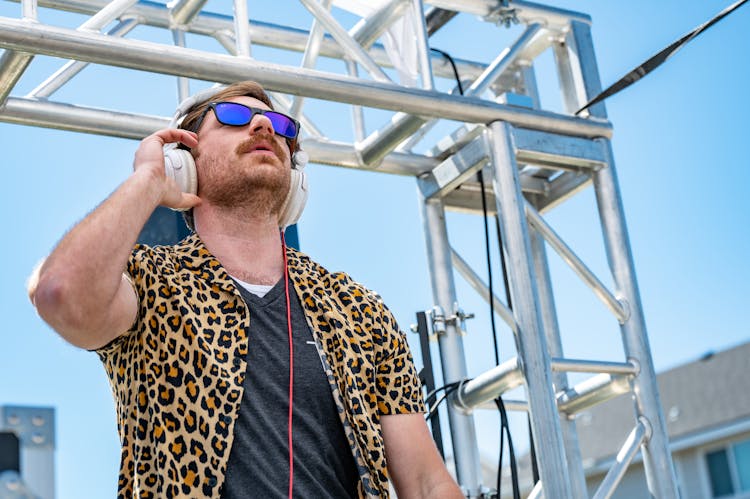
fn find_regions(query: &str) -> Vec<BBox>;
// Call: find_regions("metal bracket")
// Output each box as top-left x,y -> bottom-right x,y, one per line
485,1 -> 520,28
431,304 -> 475,336
412,305 -> 474,338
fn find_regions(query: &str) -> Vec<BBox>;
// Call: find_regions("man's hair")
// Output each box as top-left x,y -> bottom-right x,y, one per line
178,81 -> 293,232
178,81 -> 274,133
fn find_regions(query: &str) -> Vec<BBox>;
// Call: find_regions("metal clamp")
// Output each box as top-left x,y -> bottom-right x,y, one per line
485,0 -> 519,28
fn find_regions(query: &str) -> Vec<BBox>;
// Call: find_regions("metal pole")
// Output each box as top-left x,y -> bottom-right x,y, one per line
419,196 -> 482,497
349,0 -> 410,49
9,0 -> 489,81
0,17 -> 612,138
78,0 -> 138,32
28,19 -> 139,99
454,357 -> 523,411
411,0 -> 434,90
594,138 -> 679,498
21,0 -> 38,20
297,0 -> 391,83
592,419 -> 649,499
487,120 -> 572,498
232,0 -> 251,57
555,20 -> 678,495
526,202 -> 628,322
556,373 -> 632,416
550,359 -> 636,375
167,0 -> 208,28
450,248 -> 515,329
529,228 -> 588,498
289,0 -> 331,118
171,28 -> 190,102
345,59 -> 366,142
358,21 -> 546,167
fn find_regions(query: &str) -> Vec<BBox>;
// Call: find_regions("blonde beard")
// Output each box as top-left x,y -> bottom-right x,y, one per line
194,147 -> 291,218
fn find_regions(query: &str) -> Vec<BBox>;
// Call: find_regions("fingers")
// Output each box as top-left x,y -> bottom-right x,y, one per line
146,128 -> 198,149
133,129 -> 198,173
163,191 -> 202,211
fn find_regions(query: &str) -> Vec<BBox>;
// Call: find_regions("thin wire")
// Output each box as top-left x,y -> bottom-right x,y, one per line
424,380 -> 462,406
425,383 -> 462,421
281,231 -> 294,499
430,47 -> 464,95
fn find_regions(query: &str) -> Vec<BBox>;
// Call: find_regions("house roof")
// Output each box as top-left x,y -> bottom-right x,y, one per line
575,340 -> 750,466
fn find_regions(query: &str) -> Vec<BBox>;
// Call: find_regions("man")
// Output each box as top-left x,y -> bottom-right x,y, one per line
29,81 -> 463,498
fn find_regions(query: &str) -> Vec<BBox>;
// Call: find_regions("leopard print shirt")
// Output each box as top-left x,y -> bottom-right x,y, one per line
96,234 -> 425,498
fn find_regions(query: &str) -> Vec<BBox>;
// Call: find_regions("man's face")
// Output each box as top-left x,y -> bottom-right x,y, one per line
192,95 -> 293,215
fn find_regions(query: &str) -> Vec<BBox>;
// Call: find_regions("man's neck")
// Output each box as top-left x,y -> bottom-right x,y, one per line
195,207 -> 285,286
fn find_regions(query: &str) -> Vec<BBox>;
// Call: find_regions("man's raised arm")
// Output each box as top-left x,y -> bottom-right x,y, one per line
29,129 -> 199,350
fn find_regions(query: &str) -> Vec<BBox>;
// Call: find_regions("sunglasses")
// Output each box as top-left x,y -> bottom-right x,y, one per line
191,101 -> 300,140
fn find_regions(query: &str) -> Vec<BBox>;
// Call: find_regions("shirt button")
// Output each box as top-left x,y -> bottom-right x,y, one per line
223,415 -> 232,424
208,477 -> 217,487
233,358 -> 242,367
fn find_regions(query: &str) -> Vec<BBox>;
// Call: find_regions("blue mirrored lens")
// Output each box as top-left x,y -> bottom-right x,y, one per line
266,112 -> 298,139
214,102 -> 252,126
213,103 -> 298,139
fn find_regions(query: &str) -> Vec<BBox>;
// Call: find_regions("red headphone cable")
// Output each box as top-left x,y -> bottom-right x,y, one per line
281,231 -> 294,499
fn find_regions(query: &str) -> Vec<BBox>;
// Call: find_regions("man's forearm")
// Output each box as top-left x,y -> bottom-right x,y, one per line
32,168 -> 163,346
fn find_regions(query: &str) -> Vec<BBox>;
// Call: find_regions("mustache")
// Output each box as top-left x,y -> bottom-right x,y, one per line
235,133 -> 286,159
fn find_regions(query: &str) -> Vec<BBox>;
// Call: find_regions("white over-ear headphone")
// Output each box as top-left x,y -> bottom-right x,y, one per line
163,86 -> 309,229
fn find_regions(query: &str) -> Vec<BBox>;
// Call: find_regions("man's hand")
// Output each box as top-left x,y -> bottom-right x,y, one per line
133,128 -> 201,211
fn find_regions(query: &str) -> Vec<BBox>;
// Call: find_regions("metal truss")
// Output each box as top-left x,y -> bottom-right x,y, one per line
0,1 -> 679,497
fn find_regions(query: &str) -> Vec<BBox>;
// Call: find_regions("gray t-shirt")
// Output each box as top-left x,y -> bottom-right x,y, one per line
221,277 -> 359,498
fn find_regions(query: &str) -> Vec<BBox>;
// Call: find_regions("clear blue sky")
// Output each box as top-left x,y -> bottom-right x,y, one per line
1,1 -> 748,497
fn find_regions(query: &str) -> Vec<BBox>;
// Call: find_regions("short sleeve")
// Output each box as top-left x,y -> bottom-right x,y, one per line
374,302 -> 425,415
94,244 -> 153,356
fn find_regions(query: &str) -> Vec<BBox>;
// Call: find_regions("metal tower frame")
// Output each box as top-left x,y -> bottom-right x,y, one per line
0,1 -> 679,497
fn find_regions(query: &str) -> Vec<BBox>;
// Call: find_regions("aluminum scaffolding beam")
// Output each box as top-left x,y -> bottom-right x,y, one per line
0,1 -> 679,497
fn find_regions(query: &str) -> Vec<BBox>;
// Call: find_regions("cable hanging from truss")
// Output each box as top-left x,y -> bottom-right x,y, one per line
576,0 -> 748,115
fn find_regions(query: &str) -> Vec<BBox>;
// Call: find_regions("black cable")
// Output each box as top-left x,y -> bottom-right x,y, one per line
435,46 -> 523,499
496,397 -> 520,499
425,383 -> 463,421
528,417 -> 540,484
577,0 -> 748,115
424,381 -> 462,407
430,48 -> 464,95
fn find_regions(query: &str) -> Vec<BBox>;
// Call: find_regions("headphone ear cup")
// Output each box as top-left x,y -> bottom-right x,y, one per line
278,168 -> 309,228
163,148 -> 198,211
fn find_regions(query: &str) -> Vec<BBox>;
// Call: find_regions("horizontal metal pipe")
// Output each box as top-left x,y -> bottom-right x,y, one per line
0,97 -> 437,175
550,358 -> 637,375
556,373 -> 631,415
10,0 -> 487,80
0,96 -> 166,138
29,18 -> 139,99
454,357 -> 524,412
592,419 -> 649,499
475,399 -> 528,412
526,202 -> 628,322
0,18 -> 612,137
